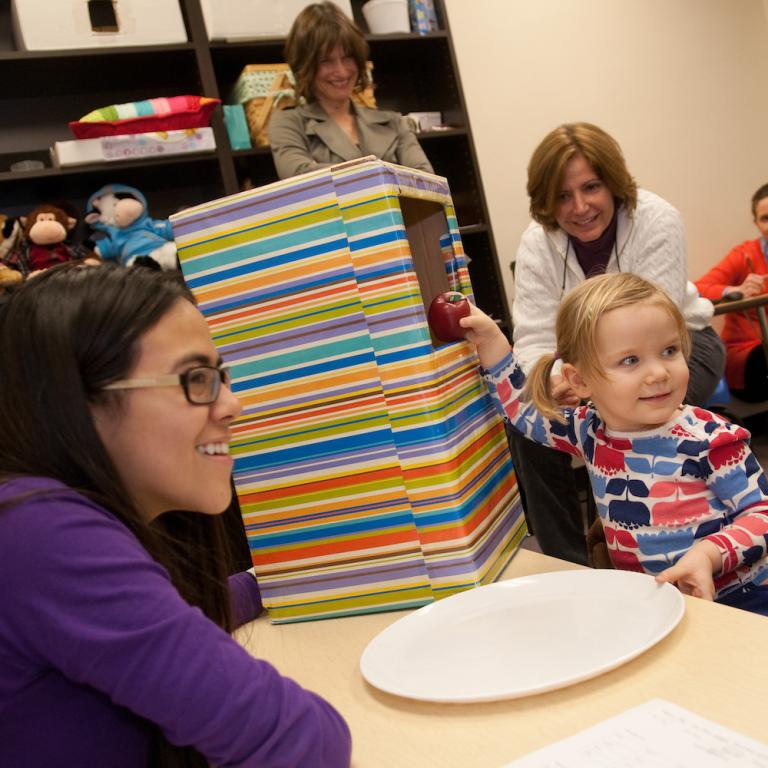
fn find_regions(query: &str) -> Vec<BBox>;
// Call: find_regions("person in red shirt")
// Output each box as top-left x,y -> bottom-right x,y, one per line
696,183 -> 768,402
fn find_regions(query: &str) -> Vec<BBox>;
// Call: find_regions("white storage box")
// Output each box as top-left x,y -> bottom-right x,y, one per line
405,112 -> 443,131
199,0 -> 352,41
362,0 -> 410,34
51,128 -> 215,167
11,0 -> 187,51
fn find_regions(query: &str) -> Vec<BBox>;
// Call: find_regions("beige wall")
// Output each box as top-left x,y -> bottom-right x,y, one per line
444,0 -> 768,309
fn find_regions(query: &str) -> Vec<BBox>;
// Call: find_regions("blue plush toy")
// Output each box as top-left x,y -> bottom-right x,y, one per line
85,183 -> 177,270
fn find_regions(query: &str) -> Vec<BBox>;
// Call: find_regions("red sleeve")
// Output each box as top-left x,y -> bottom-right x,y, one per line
695,242 -> 755,299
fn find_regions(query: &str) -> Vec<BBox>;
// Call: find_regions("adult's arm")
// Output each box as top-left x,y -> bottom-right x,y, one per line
0,488 -> 351,768
228,570 -> 263,628
696,243 -> 752,299
269,110 -> 329,180
394,116 -> 433,173
623,195 -> 688,308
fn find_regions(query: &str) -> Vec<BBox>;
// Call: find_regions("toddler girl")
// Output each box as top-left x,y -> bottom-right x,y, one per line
461,272 -> 768,614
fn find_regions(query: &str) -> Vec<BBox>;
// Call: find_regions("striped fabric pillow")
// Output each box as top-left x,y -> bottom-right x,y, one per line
69,95 -> 220,139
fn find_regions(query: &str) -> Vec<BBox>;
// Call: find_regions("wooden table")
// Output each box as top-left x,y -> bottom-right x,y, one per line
236,549 -> 768,767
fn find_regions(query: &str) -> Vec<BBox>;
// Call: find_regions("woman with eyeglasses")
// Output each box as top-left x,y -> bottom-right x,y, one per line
0,263 -> 351,767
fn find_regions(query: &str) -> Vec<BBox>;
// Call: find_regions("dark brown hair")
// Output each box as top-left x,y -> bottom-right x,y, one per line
527,122 -> 638,231
284,1 -> 371,103
751,183 -> 768,218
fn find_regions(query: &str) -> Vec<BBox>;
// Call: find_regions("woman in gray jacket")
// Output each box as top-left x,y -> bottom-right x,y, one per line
510,122 -> 725,566
268,1 -> 433,179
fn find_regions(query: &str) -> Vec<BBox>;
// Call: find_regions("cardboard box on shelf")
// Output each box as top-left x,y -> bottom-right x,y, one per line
11,0 -> 187,51
405,112 -> 443,132
50,128 -> 216,167
200,0 -> 352,41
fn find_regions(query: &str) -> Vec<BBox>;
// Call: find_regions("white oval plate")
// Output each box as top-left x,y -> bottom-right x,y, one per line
360,569 -> 684,703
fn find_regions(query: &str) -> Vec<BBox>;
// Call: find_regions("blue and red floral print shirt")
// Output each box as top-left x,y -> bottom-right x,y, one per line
483,352 -> 768,598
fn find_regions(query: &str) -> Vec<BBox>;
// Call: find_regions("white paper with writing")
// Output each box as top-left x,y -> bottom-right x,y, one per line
503,699 -> 768,767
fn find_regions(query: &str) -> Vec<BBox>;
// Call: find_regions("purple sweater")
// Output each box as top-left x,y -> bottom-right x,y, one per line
0,477 -> 351,767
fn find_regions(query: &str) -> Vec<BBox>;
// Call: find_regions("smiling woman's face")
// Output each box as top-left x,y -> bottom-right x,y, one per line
312,44 -> 358,106
555,154 -> 615,242
91,299 -> 242,521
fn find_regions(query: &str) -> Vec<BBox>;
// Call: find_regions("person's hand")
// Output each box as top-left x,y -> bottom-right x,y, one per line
654,541 -> 722,601
731,273 -> 767,299
550,374 -> 581,408
459,305 -> 511,370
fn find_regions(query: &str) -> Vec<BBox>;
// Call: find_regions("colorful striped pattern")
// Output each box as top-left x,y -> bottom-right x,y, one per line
78,95 -> 219,123
171,158 -> 525,622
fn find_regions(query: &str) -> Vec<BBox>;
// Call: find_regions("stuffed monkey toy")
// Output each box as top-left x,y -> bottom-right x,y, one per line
22,204 -> 79,273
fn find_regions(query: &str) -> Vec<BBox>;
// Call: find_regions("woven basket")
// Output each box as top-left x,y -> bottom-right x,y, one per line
234,63 -> 377,147
235,65 -> 295,147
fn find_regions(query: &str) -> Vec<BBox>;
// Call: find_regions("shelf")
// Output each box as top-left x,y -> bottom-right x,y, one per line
210,30 -> 445,49
366,31 -> 447,43
0,43 -> 194,61
418,128 -> 467,140
459,224 -> 489,236
0,152 -> 219,183
231,147 -> 272,159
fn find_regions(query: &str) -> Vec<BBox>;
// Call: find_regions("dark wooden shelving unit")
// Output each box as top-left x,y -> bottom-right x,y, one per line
0,0 -> 508,328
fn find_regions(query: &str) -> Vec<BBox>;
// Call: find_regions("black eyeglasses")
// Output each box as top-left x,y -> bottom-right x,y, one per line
103,365 -> 232,405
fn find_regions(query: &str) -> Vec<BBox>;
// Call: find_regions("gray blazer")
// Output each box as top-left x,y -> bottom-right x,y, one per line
268,102 -> 434,180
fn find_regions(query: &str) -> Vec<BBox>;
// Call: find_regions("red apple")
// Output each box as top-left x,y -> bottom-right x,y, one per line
428,291 -> 470,342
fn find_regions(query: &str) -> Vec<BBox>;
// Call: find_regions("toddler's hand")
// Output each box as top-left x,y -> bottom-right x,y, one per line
459,305 -> 511,370
655,541 -> 721,601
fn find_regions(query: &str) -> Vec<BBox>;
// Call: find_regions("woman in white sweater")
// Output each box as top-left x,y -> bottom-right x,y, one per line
509,122 -> 724,565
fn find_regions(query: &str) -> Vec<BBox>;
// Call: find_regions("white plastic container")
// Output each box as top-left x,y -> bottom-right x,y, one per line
199,0 -> 353,41
362,0 -> 410,34
51,128 -> 215,168
11,0 -> 187,51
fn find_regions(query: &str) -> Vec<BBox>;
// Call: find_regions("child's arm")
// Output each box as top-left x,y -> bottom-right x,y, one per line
461,305 -> 582,457
460,307 -> 579,408
654,540 -> 721,600
658,419 -> 768,599
702,429 -> 768,579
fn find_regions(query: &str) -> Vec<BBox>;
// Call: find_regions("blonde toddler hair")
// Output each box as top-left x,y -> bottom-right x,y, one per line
525,273 -> 691,421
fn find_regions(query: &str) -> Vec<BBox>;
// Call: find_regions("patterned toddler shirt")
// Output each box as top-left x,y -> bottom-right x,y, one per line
483,352 -> 768,598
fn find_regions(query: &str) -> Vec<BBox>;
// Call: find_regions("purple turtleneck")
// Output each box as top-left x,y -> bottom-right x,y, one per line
569,203 -> 619,278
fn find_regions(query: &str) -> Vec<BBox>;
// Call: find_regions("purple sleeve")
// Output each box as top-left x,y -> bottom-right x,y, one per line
0,486 -> 351,768
228,571 -> 264,628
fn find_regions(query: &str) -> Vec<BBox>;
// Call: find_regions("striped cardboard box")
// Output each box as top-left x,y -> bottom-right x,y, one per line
171,157 -> 526,622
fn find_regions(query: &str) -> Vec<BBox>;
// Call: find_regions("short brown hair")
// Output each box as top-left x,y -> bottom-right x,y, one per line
526,273 -> 690,421
527,123 -> 638,231
751,183 -> 768,218
284,2 -> 371,104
